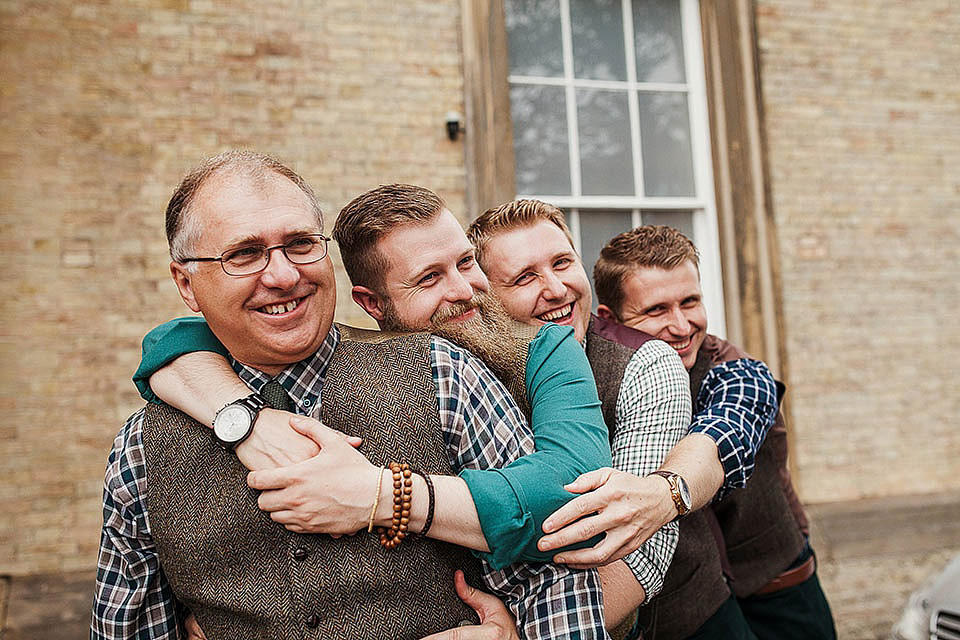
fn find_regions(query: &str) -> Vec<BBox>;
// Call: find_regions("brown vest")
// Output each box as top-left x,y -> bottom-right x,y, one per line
697,335 -> 807,598
143,328 -> 484,640
585,317 -> 731,640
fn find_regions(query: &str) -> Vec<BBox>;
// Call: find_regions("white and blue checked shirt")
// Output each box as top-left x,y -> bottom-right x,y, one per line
93,326 -> 607,640
609,340 -> 690,604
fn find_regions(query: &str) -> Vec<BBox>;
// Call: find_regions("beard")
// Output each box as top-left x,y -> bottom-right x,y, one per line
380,290 -> 526,389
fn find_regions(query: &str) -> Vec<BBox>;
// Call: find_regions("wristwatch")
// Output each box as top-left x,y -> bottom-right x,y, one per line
650,470 -> 692,519
212,393 -> 268,450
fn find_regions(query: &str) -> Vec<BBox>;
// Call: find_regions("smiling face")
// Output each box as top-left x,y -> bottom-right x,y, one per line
357,209 -> 490,330
478,220 -> 592,342
601,260 -> 706,369
169,171 -> 336,374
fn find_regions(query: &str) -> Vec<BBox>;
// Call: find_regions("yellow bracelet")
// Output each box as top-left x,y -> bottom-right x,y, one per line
367,464 -> 385,533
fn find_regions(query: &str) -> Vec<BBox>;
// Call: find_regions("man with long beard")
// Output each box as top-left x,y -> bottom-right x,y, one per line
130,184 -> 691,638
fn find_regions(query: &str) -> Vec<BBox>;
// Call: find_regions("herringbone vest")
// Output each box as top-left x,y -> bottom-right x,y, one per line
143,328 -> 487,640
697,334 -> 806,598
585,316 -> 730,640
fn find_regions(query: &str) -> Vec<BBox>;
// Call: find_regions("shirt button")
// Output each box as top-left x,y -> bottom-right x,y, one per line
305,614 -> 320,628
293,547 -> 309,561
303,398 -> 312,407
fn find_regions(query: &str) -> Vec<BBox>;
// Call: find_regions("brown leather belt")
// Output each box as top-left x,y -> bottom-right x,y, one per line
754,554 -> 816,595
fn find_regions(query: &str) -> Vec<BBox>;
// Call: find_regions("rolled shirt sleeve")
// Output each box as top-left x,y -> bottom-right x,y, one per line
689,358 -> 780,499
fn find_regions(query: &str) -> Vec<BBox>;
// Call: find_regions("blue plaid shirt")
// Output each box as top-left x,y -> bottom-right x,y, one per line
691,357 -> 780,499
92,326 -> 607,640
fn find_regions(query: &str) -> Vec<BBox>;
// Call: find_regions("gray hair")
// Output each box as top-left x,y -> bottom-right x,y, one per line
165,150 -> 323,262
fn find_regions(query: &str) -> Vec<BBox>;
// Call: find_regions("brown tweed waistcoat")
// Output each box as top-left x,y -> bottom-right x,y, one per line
143,328 -> 485,640
585,317 -> 730,640
698,334 -> 806,599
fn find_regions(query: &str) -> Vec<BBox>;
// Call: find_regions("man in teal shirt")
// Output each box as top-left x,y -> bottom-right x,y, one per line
137,185 -> 691,637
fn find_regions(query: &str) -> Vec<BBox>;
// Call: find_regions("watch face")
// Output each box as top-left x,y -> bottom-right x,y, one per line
214,404 -> 252,443
677,476 -> 693,510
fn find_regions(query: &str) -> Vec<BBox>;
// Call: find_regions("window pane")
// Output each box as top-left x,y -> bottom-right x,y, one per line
641,209 -> 694,240
633,0 -> 686,83
575,210 -> 634,307
637,91 -> 695,196
577,89 -> 634,195
570,0 -> 627,81
505,0 -> 564,77
511,84 -> 571,195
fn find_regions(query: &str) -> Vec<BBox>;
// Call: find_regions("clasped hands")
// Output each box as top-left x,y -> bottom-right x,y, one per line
238,410 -> 378,535
240,410 -> 678,569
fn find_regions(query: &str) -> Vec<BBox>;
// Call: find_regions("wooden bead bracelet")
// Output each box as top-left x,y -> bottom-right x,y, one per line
378,462 -> 412,549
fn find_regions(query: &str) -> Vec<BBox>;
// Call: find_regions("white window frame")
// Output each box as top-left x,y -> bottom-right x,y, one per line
507,0 -> 726,336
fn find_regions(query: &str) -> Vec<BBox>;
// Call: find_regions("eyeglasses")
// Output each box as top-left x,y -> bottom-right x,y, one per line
182,234 -> 330,276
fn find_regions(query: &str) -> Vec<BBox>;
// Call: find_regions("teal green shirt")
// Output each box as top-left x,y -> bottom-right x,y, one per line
133,317 -> 610,568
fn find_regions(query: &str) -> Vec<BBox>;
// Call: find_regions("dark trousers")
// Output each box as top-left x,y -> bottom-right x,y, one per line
737,570 -> 837,640
685,595 -> 757,640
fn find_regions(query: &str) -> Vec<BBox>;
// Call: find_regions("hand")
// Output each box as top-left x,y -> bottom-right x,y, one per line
537,467 -> 676,569
234,408 -> 321,471
184,613 -> 207,640
247,415 -> 376,534
419,570 -> 519,640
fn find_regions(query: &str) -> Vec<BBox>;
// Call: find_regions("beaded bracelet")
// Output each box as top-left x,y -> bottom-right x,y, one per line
419,471 -> 436,538
379,462 -> 412,549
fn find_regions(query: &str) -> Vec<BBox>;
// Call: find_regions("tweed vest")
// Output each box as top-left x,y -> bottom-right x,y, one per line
585,316 -> 730,640
697,334 -> 807,598
142,328 -> 486,640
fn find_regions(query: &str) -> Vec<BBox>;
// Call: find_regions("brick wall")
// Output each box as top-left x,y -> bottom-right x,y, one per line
755,0 -> 960,502
3,0 -> 957,577
0,0 -> 467,575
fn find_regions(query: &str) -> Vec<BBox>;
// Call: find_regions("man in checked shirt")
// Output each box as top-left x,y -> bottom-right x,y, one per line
534,225 -> 836,640
124,188 -> 696,638
92,154 -> 611,640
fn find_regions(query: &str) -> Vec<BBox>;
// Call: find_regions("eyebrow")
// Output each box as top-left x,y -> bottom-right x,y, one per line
222,228 -> 321,249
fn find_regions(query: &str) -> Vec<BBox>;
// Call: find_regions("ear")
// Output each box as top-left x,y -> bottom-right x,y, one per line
596,304 -> 618,322
170,262 -> 202,313
351,285 -> 386,322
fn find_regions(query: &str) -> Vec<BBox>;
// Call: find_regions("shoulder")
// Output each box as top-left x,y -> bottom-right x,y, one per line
430,335 -> 501,382
527,323 -> 578,364
702,333 -> 749,364
104,407 -> 149,510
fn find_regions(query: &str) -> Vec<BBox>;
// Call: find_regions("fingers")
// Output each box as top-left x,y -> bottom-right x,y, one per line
288,415 -> 360,448
562,467 -> 614,494
553,532 -> 636,567
541,492 -> 606,535
184,613 -> 208,640
452,570 -> 484,614
539,513 -> 606,552
247,467 -> 292,491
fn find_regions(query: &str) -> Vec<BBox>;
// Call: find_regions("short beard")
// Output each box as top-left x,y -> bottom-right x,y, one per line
380,291 -> 527,393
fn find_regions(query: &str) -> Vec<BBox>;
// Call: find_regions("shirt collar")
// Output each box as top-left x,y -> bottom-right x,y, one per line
229,325 -> 340,415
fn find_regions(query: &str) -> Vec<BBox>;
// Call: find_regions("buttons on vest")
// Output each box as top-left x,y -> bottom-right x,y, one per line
305,613 -> 320,628
293,546 -> 309,561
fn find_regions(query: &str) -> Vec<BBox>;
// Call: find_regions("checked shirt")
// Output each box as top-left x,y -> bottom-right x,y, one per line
93,326 -> 607,640
691,357 -> 780,500
609,340 -> 690,604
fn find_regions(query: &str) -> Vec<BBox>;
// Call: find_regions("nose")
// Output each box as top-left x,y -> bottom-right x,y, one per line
259,247 -> 301,290
444,270 -> 476,303
664,307 -> 691,335
541,271 -> 567,300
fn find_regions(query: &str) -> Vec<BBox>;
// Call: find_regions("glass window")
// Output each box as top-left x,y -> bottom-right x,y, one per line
504,0 -> 724,325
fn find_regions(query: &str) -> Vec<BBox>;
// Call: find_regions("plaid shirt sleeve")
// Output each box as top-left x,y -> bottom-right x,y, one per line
432,337 -> 609,640
611,340 -> 690,603
689,358 -> 779,500
92,408 -> 185,640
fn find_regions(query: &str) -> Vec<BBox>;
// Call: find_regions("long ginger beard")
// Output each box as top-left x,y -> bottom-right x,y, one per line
380,290 -> 526,386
